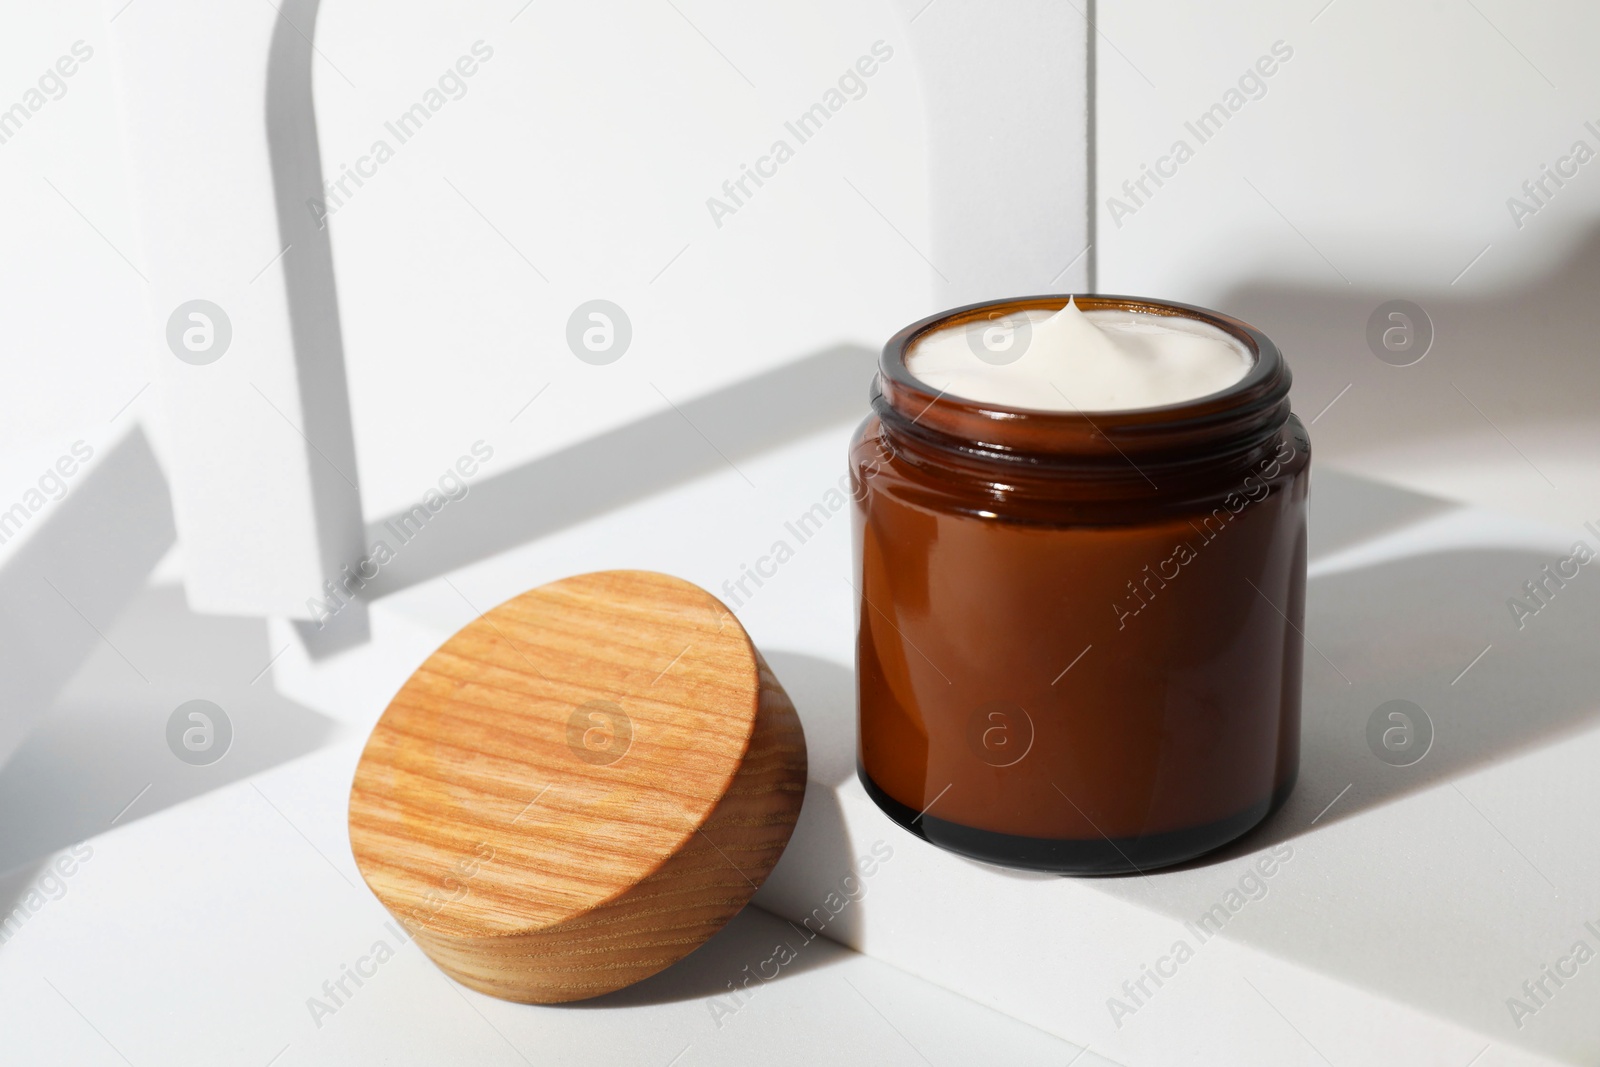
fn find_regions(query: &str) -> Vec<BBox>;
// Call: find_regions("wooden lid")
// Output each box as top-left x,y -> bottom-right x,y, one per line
348,570 -> 807,1003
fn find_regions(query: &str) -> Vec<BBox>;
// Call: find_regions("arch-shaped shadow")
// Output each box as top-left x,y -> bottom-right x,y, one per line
267,0 -> 367,642
0,4 -> 353,928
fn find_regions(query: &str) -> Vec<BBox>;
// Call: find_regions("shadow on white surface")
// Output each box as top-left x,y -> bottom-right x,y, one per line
1220,225 -> 1600,525
349,343 -> 878,610
0,427 -> 174,773
753,469 -> 1598,1062
1303,466 -> 1456,560
568,903 -> 848,1010
755,653 -> 894,949
0,427 -> 176,927
765,651 -> 857,791
1188,491 -> 1600,865
0,583 -> 337,906
1102,475 -> 1600,1062
265,0 -> 363,561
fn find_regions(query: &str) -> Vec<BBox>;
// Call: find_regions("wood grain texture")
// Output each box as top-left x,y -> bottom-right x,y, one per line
348,570 -> 807,1003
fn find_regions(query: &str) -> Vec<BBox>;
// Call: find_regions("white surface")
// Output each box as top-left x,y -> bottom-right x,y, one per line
0,743 -> 1104,1067
107,0 -> 365,618
106,0 -> 1093,616
0,426 -> 172,769
1094,1 -> 1600,530
890,0 -> 1093,303
260,421 -> 1600,1066
3,1 -> 1600,1064
8,1 -> 1600,531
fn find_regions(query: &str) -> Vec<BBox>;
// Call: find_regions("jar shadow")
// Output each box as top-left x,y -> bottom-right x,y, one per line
1154,475 -> 1600,873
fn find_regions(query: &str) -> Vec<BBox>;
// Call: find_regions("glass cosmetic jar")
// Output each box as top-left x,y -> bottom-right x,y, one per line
850,295 -> 1310,874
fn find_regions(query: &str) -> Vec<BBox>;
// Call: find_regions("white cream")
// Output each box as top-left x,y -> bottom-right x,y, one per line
906,298 -> 1252,412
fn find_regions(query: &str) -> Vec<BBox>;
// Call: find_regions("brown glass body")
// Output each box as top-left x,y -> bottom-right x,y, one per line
850,295 -> 1309,874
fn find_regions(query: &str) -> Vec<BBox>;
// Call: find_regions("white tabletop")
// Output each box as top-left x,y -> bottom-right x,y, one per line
7,411 -> 1595,1065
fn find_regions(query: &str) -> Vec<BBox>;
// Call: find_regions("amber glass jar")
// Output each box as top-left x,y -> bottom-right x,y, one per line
850,294 -> 1309,874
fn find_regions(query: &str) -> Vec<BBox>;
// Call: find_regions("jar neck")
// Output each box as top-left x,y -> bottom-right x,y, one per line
874,294 -> 1294,491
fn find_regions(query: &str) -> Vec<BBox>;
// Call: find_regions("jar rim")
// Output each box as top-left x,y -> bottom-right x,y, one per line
877,294 -> 1292,466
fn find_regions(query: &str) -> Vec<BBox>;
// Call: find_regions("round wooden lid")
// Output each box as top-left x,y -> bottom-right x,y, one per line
348,570 -> 807,1003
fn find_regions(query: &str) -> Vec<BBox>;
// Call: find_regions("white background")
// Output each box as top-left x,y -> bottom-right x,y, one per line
3,1 -> 1598,524
2,2 -> 1599,1065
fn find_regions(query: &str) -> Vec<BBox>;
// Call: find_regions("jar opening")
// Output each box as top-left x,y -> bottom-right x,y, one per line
905,300 -> 1255,414
875,294 -> 1292,476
